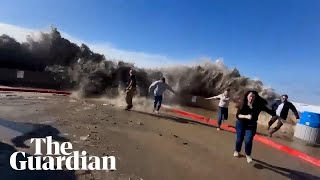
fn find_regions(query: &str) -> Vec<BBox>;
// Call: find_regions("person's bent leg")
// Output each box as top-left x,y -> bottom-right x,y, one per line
268,116 -> 278,130
157,95 -> 163,111
217,107 -> 223,129
224,108 -> 229,121
154,96 -> 159,110
126,87 -> 135,109
221,107 -> 228,128
125,89 -> 131,109
269,119 -> 284,137
235,120 -> 245,155
244,124 -> 257,163
130,88 -> 136,107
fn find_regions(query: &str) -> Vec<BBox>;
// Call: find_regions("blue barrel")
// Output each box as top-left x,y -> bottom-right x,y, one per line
294,111 -> 320,144
298,111 -> 320,128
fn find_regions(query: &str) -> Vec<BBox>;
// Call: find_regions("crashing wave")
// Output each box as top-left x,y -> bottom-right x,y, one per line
0,27 -> 278,102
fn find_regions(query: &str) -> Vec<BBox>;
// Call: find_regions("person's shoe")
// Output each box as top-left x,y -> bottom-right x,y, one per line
268,132 -> 273,137
233,151 -> 239,157
217,128 -> 221,131
125,105 -> 133,111
155,110 -> 159,114
246,155 -> 253,163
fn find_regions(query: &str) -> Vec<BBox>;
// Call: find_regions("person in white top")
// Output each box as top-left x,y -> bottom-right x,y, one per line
205,89 -> 230,130
149,77 -> 176,113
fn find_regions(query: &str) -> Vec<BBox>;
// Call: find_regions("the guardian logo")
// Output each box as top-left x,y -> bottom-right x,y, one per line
10,136 -> 117,171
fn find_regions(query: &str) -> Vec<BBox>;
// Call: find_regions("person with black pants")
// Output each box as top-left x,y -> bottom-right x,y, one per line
268,94 -> 300,137
234,90 -> 275,163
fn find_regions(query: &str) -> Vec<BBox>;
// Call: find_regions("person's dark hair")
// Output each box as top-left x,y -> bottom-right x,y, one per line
161,77 -> 166,82
237,90 -> 267,109
282,94 -> 288,98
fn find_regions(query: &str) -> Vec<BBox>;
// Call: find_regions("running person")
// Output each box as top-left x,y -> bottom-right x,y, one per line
234,90 -> 275,163
205,89 -> 230,130
268,94 -> 300,137
149,77 -> 175,113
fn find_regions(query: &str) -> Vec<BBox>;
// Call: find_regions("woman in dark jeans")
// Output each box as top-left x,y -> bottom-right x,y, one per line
233,90 -> 275,163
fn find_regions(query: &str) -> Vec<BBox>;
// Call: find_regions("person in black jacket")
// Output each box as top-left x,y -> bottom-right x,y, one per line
234,90 -> 275,163
267,94 -> 300,137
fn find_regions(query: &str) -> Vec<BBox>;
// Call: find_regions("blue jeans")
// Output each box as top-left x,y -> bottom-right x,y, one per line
235,120 -> 257,156
154,95 -> 163,110
217,107 -> 228,127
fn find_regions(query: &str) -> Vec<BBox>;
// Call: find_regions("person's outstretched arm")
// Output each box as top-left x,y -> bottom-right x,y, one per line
262,104 -> 276,117
289,102 -> 300,119
205,94 -> 221,100
166,84 -> 175,94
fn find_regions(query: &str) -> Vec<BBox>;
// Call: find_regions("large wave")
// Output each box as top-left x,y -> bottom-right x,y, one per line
0,27 -> 278,102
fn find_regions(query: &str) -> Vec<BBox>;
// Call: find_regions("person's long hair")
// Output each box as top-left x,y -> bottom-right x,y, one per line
236,90 -> 268,109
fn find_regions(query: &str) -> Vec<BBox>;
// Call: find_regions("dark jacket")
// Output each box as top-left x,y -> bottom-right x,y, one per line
272,101 -> 299,120
128,74 -> 137,88
236,103 -> 275,126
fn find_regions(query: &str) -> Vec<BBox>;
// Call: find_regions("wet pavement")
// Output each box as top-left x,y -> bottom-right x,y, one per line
0,91 -> 319,180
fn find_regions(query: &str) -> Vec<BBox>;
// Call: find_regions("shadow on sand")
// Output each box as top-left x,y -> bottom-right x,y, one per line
0,118 -> 77,180
11,123 -> 69,149
253,159 -> 320,180
0,118 -> 68,148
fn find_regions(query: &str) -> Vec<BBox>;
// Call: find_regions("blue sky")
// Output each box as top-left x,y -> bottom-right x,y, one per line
0,0 -> 319,104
